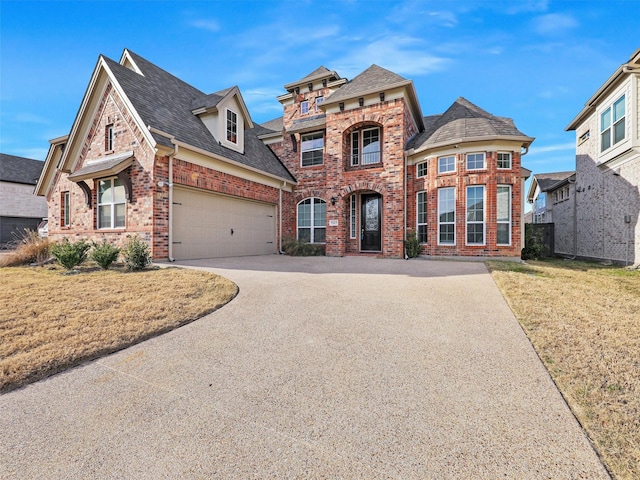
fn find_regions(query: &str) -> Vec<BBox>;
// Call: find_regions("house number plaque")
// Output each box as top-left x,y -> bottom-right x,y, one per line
329,220 -> 339,227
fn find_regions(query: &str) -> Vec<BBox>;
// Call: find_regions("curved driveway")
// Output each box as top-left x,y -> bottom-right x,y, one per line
1,256 -> 609,479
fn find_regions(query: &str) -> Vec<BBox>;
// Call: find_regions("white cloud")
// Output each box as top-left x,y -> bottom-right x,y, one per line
333,36 -> 452,78
189,19 -> 220,32
529,142 -> 575,154
532,13 -> 578,36
427,11 -> 458,28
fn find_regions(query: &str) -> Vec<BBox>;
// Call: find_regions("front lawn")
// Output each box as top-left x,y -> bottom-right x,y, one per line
0,265 -> 238,392
488,259 -> 639,480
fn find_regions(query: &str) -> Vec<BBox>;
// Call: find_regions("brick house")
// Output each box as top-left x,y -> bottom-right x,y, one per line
0,153 -> 47,244
36,49 -> 533,260
566,48 -> 640,265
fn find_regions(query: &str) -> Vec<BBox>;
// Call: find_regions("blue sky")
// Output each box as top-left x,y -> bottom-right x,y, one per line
1,0 -> 638,182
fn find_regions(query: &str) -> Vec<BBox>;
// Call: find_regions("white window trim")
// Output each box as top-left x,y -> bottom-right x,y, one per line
497,185 -> 512,246
438,155 -> 456,174
466,185 -> 485,246
226,108 -> 238,145
417,191 -> 427,244
297,197 -> 326,244
350,194 -> 357,239
106,125 -> 114,151
300,100 -> 309,115
97,177 -> 126,230
416,161 -> 427,178
62,191 -> 70,227
300,131 -> 324,167
466,152 -> 486,171
315,96 -> 324,112
438,187 -> 456,245
350,127 -> 381,166
497,152 -> 512,170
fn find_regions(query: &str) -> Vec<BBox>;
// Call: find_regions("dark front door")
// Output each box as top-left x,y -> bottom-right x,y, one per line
361,193 -> 382,251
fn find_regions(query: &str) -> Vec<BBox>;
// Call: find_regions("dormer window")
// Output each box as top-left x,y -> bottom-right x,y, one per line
105,124 -> 114,151
226,109 -> 238,144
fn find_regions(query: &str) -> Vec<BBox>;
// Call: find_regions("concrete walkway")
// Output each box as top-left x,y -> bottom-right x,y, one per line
1,256 -> 609,479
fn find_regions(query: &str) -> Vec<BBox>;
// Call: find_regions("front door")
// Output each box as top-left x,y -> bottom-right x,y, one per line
361,193 -> 382,251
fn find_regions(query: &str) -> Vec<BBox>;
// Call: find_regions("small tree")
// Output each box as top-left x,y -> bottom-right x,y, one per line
404,230 -> 421,259
91,240 -> 120,270
50,238 -> 91,270
122,235 -> 152,271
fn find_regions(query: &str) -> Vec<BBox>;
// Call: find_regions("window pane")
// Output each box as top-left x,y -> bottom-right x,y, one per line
601,107 -> 611,131
314,200 -> 326,227
497,223 -> 510,245
466,153 -> 484,170
362,129 -> 380,164
418,225 -> 427,243
297,201 -> 311,227
298,228 -> 311,242
601,129 -> 611,151
115,203 -> 126,228
98,180 -> 112,203
497,186 -> 510,222
498,153 -> 511,169
613,96 -> 625,121
113,178 -> 126,203
417,162 -> 427,177
438,156 -> 455,173
439,224 -> 454,244
466,186 -> 484,222
301,101 -> 309,114
417,192 -> 427,223
614,118 -> 625,144
99,205 -> 111,228
314,227 -> 326,243
467,224 -> 484,244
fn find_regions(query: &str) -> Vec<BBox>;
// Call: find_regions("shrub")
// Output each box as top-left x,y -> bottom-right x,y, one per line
91,240 -> 120,270
521,224 -> 546,261
282,238 -> 325,256
0,229 -> 51,267
404,230 -> 421,259
122,235 -> 152,271
50,238 -> 91,270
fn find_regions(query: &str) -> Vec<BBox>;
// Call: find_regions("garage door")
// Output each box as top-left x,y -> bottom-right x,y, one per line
173,187 -> 277,260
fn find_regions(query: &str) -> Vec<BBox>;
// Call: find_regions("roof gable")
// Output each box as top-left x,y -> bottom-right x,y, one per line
325,65 -> 408,104
284,66 -> 341,91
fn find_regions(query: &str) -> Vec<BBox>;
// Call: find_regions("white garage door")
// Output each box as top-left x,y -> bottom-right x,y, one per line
173,187 -> 277,260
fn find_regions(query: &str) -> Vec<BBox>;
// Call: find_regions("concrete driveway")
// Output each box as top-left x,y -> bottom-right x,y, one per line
1,256 -> 609,479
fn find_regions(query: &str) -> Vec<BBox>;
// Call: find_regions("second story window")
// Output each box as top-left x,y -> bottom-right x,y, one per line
105,124 -> 114,151
438,155 -> 455,174
497,152 -> 512,169
416,161 -> 427,178
315,96 -> 324,111
226,109 -> 238,144
466,152 -> 485,170
601,94 -> 625,152
300,100 -> 309,115
301,132 -> 324,166
350,127 -> 380,166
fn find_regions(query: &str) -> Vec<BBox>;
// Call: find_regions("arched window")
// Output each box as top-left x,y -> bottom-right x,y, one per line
297,198 -> 326,243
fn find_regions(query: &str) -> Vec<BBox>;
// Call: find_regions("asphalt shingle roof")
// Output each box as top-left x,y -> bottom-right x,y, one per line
0,153 -> 44,185
103,51 -> 294,182
260,117 -> 284,133
284,66 -> 340,90
407,97 -> 532,150
534,171 -> 575,191
325,65 -> 408,104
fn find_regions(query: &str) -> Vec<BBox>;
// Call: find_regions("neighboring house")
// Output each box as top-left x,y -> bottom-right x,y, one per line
566,48 -> 640,265
527,171 -> 575,223
36,49 -> 534,260
0,153 -> 47,244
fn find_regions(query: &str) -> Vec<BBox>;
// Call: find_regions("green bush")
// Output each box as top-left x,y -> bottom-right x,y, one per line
282,238 -> 325,256
122,235 -> 152,271
521,224 -> 546,260
50,238 -> 91,270
404,230 -> 421,258
91,240 -> 120,270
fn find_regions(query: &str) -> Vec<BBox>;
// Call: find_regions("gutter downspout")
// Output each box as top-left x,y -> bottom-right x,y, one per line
403,149 -> 411,259
167,144 -> 177,262
569,176 -> 578,259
